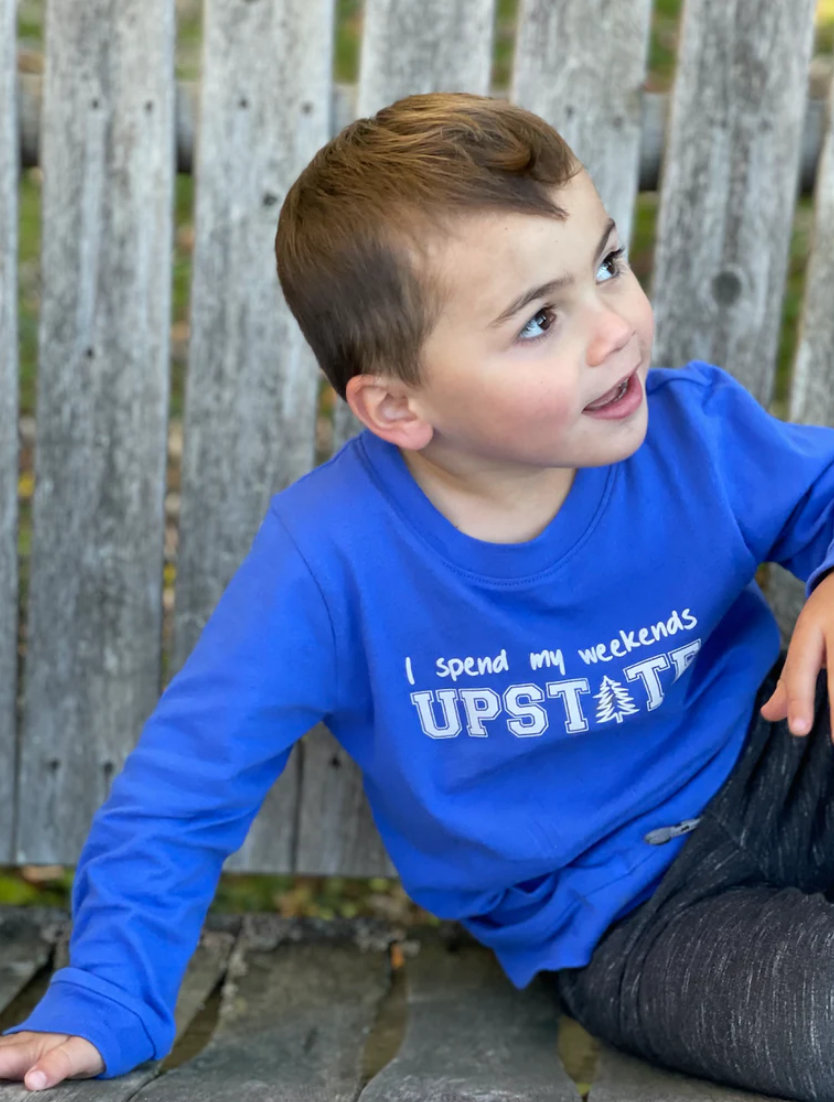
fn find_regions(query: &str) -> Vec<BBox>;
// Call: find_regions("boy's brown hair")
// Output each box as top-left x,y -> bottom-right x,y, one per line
275,92 -> 578,399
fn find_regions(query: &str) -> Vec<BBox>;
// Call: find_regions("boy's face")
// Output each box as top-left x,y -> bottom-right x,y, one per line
406,170 -> 654,475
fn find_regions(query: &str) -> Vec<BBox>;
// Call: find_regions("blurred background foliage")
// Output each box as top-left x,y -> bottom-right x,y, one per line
6,0 -> 834,915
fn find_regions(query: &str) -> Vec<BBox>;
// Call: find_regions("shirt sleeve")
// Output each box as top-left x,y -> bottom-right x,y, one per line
689,362 -> 834,599
2,504 -> 339,1077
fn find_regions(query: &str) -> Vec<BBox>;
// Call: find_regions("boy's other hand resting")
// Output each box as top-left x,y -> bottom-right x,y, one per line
0,1031 -> 104,1092
760,571 -> 834,738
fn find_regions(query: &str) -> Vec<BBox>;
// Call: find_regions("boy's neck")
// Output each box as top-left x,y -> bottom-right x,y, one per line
399,446 -> 577,544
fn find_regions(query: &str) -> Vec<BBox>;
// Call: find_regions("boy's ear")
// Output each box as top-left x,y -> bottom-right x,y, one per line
345,374 -> 434,451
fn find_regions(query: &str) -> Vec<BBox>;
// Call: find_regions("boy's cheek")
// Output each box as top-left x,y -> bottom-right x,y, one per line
634,286 -> 656,348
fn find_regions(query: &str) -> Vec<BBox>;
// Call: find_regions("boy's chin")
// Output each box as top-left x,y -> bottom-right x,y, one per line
577,418 -> 649,468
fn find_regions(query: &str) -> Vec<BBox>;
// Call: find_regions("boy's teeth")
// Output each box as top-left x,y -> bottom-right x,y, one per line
586,377 -> 628,410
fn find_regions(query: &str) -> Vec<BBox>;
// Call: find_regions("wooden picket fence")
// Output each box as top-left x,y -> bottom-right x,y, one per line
1,1 -> 832,1099
1,0 -> 830,879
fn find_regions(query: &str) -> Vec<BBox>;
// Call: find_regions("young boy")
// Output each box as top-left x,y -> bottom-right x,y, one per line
3,91 -> 834,1101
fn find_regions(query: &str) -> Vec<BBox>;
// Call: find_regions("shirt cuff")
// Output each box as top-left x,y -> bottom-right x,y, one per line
805,555 -> 834,601
1,971 -> 160,1079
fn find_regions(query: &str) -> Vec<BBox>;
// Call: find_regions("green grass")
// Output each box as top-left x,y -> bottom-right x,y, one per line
176,5 -> 203,82
647,0 -> 684,91
628,192 -> 660,291
170,174 -> 196,419
335,0 -> 363,82
817,0 -> 834,52
492,0 -> 519,90
0,865 -> 438,922
775,199 -> 816,413
17,173 -> 40,417
16,19 -> 41,42
0,869 -> 72,907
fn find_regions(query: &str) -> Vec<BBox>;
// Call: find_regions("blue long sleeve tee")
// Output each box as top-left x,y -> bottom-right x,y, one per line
8,361 -> 834,1076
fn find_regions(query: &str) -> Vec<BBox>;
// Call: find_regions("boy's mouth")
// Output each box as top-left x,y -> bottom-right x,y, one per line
584,372 -> 634,411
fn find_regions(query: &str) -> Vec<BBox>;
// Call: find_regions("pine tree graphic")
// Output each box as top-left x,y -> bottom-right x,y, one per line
595,676 -> 640,724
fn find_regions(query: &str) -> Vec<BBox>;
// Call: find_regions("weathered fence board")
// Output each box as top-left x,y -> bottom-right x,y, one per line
172,0 -> 330,670
174,0 -> 333,873
3,0 -> 831,902
763,70 -> 834,642
16,75 -> 833,200
358,935 -> 578,1102
357,0 -> 495,119
790,71 -> 834,426
330,400 -> 364,454
512,0 -> 653,244
14,0 -> 176,865
294,0 -> 496,877
294,727 -> 396,877
589,1045 -> 790,1102
327,0 -> 497,450
652,0 -> 817,403
0,0 -> 18,863
132,917 -> 390,1102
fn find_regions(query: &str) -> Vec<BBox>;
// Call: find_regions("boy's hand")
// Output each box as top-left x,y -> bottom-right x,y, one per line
760,571 -> 834,738
0,1031 -> 104,1091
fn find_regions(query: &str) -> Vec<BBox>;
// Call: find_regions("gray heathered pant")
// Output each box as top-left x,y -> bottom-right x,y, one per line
555,653 -> 834,1102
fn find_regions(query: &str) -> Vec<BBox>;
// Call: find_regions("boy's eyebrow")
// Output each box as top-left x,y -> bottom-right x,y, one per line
489,217 -> 617,328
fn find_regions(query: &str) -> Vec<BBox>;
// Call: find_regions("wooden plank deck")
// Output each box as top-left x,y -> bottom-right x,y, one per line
0,909 -> 790,1100
357,934 -> 577,1102
589,1047 -> 790,1102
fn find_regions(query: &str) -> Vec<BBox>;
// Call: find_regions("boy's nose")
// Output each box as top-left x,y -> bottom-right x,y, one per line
585,307 -> 634,368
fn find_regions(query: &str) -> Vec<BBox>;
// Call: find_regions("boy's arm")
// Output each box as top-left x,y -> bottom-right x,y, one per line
691,363 -> 834,736
695,363 -> 834,597
1,504 -> 339,1078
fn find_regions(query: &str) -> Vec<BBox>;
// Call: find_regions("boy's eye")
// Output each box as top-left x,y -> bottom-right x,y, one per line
517,306 -> 557,344
597,247 -> 628,282
515,247 -> 627,345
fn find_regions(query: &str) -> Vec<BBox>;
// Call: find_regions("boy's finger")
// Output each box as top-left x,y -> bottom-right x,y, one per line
780,629 -> 825,736
26,1037 -> 104,1090
0,1036 -> 45,1083
0,1037 -> 102,1093
759,679 -> 787,721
